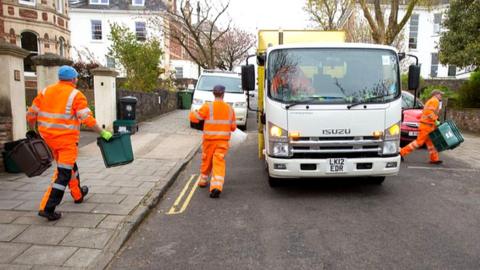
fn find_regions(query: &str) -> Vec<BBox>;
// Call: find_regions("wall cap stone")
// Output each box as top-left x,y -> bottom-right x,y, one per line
0,40 -> 29,58
91,66 -> 119,77
32,53 -> 73,67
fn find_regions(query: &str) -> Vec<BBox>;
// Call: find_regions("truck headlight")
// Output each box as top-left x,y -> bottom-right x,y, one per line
384,122 -> 400,141
192,98 -> 204,105
233,102 -> 247,108
268,123 -> 290,157
383,141 -> 399,155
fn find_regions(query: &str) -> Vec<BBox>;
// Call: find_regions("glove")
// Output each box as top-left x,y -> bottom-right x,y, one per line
435,120 -> 441,126
100,130 -> 113,141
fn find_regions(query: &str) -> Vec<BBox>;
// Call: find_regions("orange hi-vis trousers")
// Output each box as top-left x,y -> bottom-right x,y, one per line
39,141 -> 83,212
200,140 -> 229,192
400,124 -> 440,162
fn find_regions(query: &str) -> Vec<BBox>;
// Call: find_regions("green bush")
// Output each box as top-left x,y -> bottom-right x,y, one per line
420,85 -> 458,106
458,70 -> 480,108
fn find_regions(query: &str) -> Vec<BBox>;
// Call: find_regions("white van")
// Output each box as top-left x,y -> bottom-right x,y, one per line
190,70 -> 248,130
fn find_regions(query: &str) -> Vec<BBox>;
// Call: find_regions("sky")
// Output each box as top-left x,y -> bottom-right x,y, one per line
220,0 -> 313,34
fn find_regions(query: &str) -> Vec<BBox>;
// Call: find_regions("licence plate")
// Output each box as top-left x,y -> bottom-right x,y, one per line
328,158 -> 345,173
408,131 -> 418,136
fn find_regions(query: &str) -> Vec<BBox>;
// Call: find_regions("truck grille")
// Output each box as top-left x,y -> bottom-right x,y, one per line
290,136 -> 383,159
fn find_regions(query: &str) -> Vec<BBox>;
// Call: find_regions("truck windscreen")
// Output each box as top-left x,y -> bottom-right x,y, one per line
267,48 -> 400,104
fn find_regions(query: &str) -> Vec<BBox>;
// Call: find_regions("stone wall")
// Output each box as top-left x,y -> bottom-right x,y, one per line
0,117 -> 13,172
423,78 -> 468,91
116,89 -> 178,122
447,108 -> 480,134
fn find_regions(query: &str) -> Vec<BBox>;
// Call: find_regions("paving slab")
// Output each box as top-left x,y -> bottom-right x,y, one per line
0,181 -> 28,190
13,245 -> 78,266
0,224 -> 28,241
0,200 -> 24,210
86,194 -> 126,204
13,225 -> 72,245
0,264 -> 32,270
13,215 -> 58,226
87,185 -> 120,194
14,201 -> 39,211
97,215 -> 126,229
0,242 -> 31,263
60,228 -> 114,249
92,203 -> 135,215
0,210 -> 24,224
55,213 -> 106,228
63,248 -> 102,268
57,202 -> 98,213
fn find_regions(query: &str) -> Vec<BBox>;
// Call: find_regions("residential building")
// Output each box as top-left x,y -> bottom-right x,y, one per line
0,0 -> 71,73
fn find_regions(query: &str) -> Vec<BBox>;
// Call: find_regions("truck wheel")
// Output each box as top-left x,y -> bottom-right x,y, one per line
369,176 -> 385,185
268,175 -> 280,188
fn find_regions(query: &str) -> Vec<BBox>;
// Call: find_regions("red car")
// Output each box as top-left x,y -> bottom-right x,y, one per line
401,91 -> 424,146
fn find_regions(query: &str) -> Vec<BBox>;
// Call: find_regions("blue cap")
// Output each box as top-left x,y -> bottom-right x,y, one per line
213,85 -> 226,94
58,65 -> 78,81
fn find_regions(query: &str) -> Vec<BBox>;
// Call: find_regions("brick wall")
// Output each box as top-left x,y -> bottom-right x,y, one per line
116,89 -> 178,122
447,108 -> 480,134
423,79 -> 468,92
0,117 -> 13,172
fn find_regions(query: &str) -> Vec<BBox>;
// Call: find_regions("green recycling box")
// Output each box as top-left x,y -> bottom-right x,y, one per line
113,119 -> 138,134
2,151 -> 21,173
429,120 -> 464,152
97,133 -> 134,168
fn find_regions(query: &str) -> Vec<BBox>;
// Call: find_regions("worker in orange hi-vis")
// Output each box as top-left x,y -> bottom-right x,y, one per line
26,65 -> 113,221
400,89 -> 444,164
189,85 -> 236,198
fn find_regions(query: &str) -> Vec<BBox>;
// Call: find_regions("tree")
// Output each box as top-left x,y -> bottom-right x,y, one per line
439,0 -> 480,69
216,27 -> 255,71
164,0 -> 230,69
108,23 -> 163,92
358,0 -> 427,45
304,0 -> 352,30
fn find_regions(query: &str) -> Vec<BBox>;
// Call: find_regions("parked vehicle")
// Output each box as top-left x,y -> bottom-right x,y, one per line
190,70 -> 248,130
241,29 -> 422,186
400,91 -> 423,146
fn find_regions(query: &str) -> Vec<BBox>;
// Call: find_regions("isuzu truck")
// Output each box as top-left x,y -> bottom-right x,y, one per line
241,30 -> 420,186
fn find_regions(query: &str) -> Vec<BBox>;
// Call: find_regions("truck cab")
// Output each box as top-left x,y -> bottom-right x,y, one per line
241,30 -> 421,186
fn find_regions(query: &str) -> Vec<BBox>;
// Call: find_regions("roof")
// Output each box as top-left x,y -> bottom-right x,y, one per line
68,0 -> 167,11
267,42 -> 398,53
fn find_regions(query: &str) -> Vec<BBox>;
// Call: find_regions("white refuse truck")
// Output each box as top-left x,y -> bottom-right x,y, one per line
241,30 -> 421,186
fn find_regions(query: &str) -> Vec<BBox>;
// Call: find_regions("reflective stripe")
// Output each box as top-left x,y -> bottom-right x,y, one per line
52,183 -> 66,191
209,103 -> 213,120
30,104 -> 40,112
41,88 -> 47,95
213,175 -> 224,180
65,89 -> 79,114
57,163 -> 73,170
203,131 -> 230,136
205,119 -> 231,125
200,174 -> 209,180
38,111 -> 75,120
38,121 -> 79,130
210,181 -> 223,187
193,110 -> 204,121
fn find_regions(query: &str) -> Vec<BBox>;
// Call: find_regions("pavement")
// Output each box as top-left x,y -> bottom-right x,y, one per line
442,132 -> 480,169
0,110 -> 201,270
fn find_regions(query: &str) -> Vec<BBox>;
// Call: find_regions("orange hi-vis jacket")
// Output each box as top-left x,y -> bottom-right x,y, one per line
27,81 -> 97,143
190,101 -> 237,140
419,96 -> 441,131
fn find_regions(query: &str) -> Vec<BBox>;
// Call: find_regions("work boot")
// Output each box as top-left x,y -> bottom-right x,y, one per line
209,189 -> 221,198
38,210 -> 62,221
198,178 -> 208,188
74,186 -> 89,204
429,160 -> 443,165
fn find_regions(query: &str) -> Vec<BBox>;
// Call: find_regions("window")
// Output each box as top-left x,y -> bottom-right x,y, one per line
106,56 -> 116,68
408,14 -> 419,49
91,20 -> 102,40
89,0 -> 109,5
59,37 -> 65,57
19,0 -> 36,6
56,0 -> 64,13
433,13 -> 441,34
431,53 -> 439,78
175,67 -> 183,79
135,22 -> 146,41
132,0 -> 145,6
448,65 -> 457,77
21,32 -> 39,72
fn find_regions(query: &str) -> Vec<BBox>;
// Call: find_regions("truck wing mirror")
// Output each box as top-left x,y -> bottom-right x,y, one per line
398,52 -> 406,61
241,64 -> 255,91
408,64 -> 421,91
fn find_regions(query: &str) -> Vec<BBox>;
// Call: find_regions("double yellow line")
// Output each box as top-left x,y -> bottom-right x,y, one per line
166,174 -> 200,215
